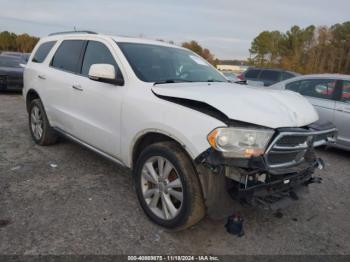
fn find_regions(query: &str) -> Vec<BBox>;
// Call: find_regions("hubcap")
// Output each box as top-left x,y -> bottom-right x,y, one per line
141,156 -> 184,220
30,106 -> 43,140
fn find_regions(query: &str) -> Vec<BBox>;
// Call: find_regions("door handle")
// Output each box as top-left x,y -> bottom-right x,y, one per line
72,84 -> 83,91
38,75 -> 46,80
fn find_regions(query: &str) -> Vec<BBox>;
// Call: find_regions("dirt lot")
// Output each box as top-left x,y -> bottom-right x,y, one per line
0,93 -> 350,255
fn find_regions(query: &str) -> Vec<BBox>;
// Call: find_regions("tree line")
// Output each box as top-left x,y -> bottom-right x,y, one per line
249,21 -> 350,74
4,22 -> 350,75
0,31 -> 39,53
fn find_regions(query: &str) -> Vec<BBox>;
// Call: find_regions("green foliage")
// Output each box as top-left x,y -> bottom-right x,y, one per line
182,40 -> 219,66
249,22 -> 350,74
0,31 -> 39,53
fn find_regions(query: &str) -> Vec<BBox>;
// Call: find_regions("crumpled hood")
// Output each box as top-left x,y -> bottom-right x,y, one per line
152,82 -> 318,129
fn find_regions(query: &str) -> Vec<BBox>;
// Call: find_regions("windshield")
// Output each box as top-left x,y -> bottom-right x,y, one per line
0,56 -> 20,68
117,42 -> 227,83
223,72 -> 237,80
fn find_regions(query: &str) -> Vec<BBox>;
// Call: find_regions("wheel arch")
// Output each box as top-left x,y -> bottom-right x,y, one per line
26,89 -> 41,112
131,130 -> 195,169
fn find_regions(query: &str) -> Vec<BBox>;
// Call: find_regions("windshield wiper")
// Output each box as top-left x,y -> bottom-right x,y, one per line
153,79 -> 193,85
207,79 -> 226,82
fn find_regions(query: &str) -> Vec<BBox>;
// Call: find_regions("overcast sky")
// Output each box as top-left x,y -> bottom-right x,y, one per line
0,0 -> 349,59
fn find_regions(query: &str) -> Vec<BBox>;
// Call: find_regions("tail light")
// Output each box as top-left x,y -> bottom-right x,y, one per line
237,73 -> 244,80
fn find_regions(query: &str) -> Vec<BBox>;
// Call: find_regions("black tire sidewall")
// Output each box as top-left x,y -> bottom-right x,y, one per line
134,144 -> 193,229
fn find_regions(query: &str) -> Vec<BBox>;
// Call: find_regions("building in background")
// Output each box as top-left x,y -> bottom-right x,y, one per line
217,64 -> 249,73
216,60 -> 249,73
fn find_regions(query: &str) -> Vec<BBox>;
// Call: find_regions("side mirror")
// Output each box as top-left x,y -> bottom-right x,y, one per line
88,64 -> 124,85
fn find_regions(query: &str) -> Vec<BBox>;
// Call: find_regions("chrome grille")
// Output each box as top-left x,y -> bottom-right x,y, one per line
265,129 -> 336,169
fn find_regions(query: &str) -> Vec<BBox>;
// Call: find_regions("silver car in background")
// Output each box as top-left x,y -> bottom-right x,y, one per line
270,74 -> 350,150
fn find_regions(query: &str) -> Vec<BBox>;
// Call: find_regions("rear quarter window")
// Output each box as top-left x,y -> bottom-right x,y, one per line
245,69 -> 261,78
51,40 -> 85,73
282,72 -> 296,80
32,41 -> 56,63
259,70 -> 280,81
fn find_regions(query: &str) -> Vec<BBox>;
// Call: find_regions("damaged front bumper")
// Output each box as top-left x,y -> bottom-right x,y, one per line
195,123 -> 337,211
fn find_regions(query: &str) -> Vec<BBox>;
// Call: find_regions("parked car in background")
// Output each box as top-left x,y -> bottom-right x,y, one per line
238,68 -> 299,86
0,55 -> 24,91
270,74 -> 350,151
1,51 -> 30,64
23,31 -> 336,230
221,71 -> 239,82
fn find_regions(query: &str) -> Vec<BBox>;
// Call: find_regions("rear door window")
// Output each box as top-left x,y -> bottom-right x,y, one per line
245,69 -> 261,78
32,41 -> 56,63
51,40 -> 86,73
81,41 -> 121,79
259,70 -> 280,81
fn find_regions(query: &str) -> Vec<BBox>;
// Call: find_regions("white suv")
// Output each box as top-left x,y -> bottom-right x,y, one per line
23,31 -> 336,230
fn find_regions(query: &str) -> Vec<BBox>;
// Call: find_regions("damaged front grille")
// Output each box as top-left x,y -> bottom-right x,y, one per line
265,129 -> 336,169
276,135 -> 309,147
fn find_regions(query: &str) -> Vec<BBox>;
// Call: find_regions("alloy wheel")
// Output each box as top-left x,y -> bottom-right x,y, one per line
31,105 -> 43,140
141,156 -> 184,220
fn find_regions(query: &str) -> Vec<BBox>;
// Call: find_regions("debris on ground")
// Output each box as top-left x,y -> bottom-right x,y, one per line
225,213 -> 244,237
10,166 -> 21,171
0,219 -> 11,228
49,163 -> 58,168
274,210 -> 284,219
307,215 -> 317,222
154,233 -> 161,242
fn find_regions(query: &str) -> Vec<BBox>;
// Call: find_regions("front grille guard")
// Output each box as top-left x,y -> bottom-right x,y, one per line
264,128 -> 337,169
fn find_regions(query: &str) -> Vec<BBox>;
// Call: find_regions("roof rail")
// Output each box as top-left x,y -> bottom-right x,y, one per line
48,30 -> 98,36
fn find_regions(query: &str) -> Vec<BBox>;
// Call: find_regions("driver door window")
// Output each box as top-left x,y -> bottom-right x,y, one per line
334,80 -> 350,147
298,79 -> 336,100
81,41 -> 123,80
341,80 -> 350,103
291,79 -> 337,127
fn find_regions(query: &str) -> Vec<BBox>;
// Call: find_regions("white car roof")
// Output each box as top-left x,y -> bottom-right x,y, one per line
294,74 -> 350,80
268,73 -> 350,89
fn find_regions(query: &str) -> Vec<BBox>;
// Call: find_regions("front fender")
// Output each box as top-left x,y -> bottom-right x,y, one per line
120,87 -> 225,167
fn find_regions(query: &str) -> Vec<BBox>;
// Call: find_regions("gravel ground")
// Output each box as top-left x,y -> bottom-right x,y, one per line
0,93 -> 350,255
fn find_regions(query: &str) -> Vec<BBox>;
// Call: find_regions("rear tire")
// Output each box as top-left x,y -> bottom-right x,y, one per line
29,98 -> 58,145
134,141 -> 205,230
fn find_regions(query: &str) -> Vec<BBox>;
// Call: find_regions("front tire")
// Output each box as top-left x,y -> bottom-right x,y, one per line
134,141 -> 205,230
29,99 -> 58,145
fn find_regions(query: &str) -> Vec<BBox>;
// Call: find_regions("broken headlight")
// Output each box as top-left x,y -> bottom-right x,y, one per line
207,127 -> 274,158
